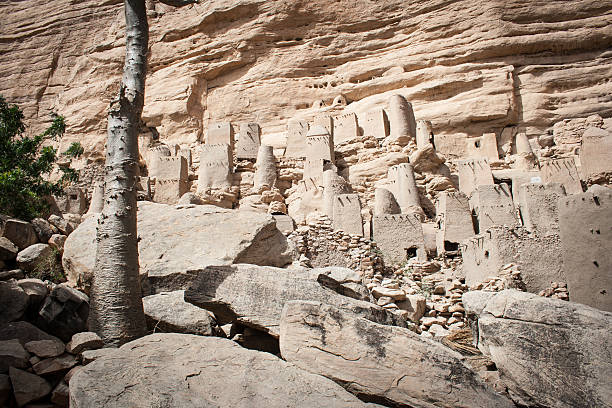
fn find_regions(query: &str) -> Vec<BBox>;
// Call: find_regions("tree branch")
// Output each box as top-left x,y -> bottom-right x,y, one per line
158,0 -> 198,7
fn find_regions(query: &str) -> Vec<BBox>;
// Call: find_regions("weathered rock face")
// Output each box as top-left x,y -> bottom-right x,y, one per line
142,290 -> 218,336
25,339 -> 65,359
463,290 -> 612,408
0,0 -> 610,162
0,281 -> 29,325
0,322 -> 61,346
9,366 -> 52,407
63,201 -> 294,293
185,264 -> 401,337
0,237 -> 18,261
69,333 -> 373,408
0,340 -> 30,373
36,283 -> 90,342
16,243 -> 57,274
1,220 -> 38,251
280,300 -> 513,408
66,332 -> 104,355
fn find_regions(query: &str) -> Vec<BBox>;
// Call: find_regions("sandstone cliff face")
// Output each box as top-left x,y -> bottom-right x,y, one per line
1,0 -> 611,160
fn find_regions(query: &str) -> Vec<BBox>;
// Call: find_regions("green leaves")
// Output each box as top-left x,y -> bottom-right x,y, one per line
64,141 -> 84,159
0,96 -> 80,220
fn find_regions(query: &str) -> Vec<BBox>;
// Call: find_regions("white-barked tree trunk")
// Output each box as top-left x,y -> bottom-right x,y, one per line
90,0 -> 198,347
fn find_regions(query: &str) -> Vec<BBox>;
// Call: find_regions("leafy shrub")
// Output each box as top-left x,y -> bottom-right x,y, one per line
0,96 -> 80,220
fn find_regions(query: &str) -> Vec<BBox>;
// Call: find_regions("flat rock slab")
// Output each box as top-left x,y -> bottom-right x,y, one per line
81,348 -> 117,365
280,301 -> 514,408
464,290 -> 612,408
63,202 -> 294,294
142,290 -> 217,336
185,264 -> 402,337
0,339 -> 30,373
69,333 -> 373,408
0,322 -> 62,346
24,339 -> 65,358
9,366 -> 52,407
66,332 -> 103,355
32,353 -> 78,376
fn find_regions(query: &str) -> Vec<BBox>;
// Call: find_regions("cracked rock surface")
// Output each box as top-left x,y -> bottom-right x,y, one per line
463,290 -> 612,408
279,300 -> 514,408
69,333 -> 374,408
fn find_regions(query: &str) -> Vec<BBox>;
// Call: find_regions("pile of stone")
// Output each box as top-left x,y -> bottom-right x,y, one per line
0,275 -> 93,407
469,263 -> 527,292
418,277 -> 468,337
466,263 -> 569,301
0,327 -> 104,407
0,214 -> 80,282
362,258 -> 469,338
538,282 -> 569,300
1,279 -> 89,341
287,214 -> 383,277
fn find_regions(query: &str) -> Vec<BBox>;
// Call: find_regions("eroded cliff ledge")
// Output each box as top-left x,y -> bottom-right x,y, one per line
1,0 -> 611,159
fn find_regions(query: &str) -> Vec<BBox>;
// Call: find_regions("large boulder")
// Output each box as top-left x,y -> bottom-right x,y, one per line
0,339 -> 30,373
48,214 -> 76,236
185,264 -> 403,337
69,333 -> 373,408
36,283 -> 89,342
142,290 -> 217,336
1,219 -> 38,250
9,366 -> 52,407
0,237 -> 18,261
463,290 -> 612,407
16,278 -> 48,314
0,281 -> 29,324
63,202 -> 294,293
31,218 -> 57,244
280,301 -> 513,408
16,243 -> 58,274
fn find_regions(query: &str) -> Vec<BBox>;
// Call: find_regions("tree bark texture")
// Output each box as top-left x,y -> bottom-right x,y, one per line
90,0 -> 148,346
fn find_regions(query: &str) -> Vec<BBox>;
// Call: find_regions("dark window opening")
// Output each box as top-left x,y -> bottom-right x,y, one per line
493,177 -> 513,198
593,261 -> 599,268
474,140 -> 481,148
405,246 -> 418,259
149,126 -> 160,140
444,241 -> 459,252
471,209 -> 480,234
70,194 -> 78,200
484,250 -> 490,258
